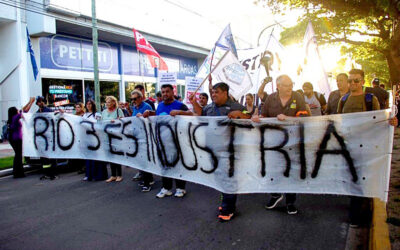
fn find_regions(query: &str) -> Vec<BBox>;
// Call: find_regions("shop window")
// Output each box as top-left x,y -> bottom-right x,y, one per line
84,80 -> 120,110
41,78 -> 83,112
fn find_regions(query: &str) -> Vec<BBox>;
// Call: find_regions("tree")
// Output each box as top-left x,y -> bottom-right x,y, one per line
257,0 -> 400,86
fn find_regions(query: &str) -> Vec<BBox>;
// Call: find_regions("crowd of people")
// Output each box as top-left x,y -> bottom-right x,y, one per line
6,68 -> 398,225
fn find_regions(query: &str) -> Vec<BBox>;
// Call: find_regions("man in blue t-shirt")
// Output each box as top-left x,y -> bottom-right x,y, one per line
130,90 -> 154,191
143,84 -> 192,198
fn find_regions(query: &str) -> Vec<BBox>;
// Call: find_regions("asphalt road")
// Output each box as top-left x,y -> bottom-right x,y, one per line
0,167 -> 355,250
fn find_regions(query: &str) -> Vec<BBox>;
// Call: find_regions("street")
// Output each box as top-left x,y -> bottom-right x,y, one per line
0,167 -> 356,250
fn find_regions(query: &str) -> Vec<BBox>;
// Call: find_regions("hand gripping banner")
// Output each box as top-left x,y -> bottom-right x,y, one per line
23,111 -> 394,201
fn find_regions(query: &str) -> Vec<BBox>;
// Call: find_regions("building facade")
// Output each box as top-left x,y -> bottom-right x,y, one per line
0,0 -> 208,125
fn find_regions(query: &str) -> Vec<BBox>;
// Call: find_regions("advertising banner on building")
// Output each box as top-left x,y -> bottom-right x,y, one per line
23,110 -> 394,201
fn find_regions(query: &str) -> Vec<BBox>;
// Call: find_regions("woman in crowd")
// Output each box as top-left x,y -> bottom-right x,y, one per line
83,100 -> 108,181
7,97 -> 35,178
245,93 -> 258,116
73,102 -> 86,174
101,96 -> 124,182
74,102 -> 85,116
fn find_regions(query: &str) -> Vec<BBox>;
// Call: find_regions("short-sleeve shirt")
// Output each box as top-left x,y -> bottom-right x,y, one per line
101,108 -> 124,120
337,93 -> 380,114
365,86 -> 389,109
37,106 -> 52,113
156,100 -> 188,116
304,93 -> 322,116
261,91 -> 307,117
132,102 -> 153,116
326,90 -> 345,115
202,99 -> 245,116
145,99 -> 156,111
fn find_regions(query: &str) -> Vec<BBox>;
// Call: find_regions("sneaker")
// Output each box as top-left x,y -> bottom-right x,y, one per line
49,176 -> 59,180
40,175 -> 50,180
174,188 -> 186,198
132,172 -> 143,181
142,186 -> 151,192
83,177 -> 89,181
138,180 -> 155,187
156,188 -> 173,198
286,204 -> 298,215
265,194 -> 284,209
218,212 -> 234,222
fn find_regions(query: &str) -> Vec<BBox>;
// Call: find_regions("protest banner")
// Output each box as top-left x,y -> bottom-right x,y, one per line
23,110 -> 393,201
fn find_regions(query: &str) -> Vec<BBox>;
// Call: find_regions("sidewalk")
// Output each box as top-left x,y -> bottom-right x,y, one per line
0,141 -> 14,158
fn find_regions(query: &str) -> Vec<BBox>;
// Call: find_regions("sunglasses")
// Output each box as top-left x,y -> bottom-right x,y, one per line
348,79 -> 361,84
131,97 -> 138,101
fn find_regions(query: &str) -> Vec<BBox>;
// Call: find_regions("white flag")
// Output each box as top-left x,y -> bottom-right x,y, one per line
301,21 -> 331,96
208,50 -> 253,100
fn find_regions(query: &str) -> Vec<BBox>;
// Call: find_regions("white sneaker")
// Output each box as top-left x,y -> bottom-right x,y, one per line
174,188 -> 186,198
156,188 -> 173,198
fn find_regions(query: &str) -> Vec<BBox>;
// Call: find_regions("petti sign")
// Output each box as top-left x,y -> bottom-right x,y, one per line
40,34 -> 119,74
23,111 -> 394,201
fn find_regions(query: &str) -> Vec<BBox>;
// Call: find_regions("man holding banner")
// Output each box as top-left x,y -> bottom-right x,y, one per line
143,84 -> 192,198
190,82 -> 250,222
252,75 -> 309,215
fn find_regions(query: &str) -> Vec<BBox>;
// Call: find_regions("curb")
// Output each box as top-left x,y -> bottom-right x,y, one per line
370,198 -> 391,250
0,165 -> 39,178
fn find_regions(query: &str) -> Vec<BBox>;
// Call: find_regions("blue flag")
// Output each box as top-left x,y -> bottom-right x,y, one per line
215,24 -> 237,57
26,27 -> 38,81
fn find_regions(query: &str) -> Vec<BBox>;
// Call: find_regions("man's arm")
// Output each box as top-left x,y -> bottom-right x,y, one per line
188,94 -> 203,116
257,77 -> 272,101
22,97 -> 35,113
142,110 -> 156,118
227,110 -> 251,119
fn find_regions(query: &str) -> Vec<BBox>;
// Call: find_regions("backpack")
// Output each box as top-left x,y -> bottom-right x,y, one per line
338,93 -> 374,113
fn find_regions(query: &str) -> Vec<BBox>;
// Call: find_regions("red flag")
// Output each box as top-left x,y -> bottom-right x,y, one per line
132,28 -> 168,71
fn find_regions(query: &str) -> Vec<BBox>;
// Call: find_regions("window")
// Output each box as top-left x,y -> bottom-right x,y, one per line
84,80 -> 120,109
41,78 -> 83,112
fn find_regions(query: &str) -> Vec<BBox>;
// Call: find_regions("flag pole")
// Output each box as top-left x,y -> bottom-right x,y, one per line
192,50 -> 230,95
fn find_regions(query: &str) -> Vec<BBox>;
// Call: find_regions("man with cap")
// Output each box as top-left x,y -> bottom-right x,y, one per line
365,78 -> 389,109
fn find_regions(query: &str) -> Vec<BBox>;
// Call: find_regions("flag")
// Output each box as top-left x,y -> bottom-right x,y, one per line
26,27 -> 38,81
196,24 -> 238,80
300,21 -> 331,96
208,50 -> 252,100
132,28 -> 168,71
237,34 -> 286,95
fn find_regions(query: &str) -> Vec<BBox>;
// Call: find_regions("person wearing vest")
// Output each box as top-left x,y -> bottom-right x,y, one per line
252,74 -> 309,215
337,69 -> 397,228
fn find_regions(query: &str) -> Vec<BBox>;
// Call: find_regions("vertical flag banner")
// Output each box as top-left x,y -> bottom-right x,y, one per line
300,21 -> 330,96
132,28 -> 168,71
26,27 -> 39,81
209,50 -> 252,100
196,24 -> 238,80
237,34 -> 286,95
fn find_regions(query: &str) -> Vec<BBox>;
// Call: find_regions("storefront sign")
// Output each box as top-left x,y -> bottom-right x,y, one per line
40,35 -> 119,74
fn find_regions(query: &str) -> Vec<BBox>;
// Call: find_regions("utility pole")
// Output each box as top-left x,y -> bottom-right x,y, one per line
91,0 -> 100,110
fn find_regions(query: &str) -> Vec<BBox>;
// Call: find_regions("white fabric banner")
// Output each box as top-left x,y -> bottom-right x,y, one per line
301,22 -> 331,96
209,51 -> 253,100
237,34 -> 287,95
23,110 -> 394,201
